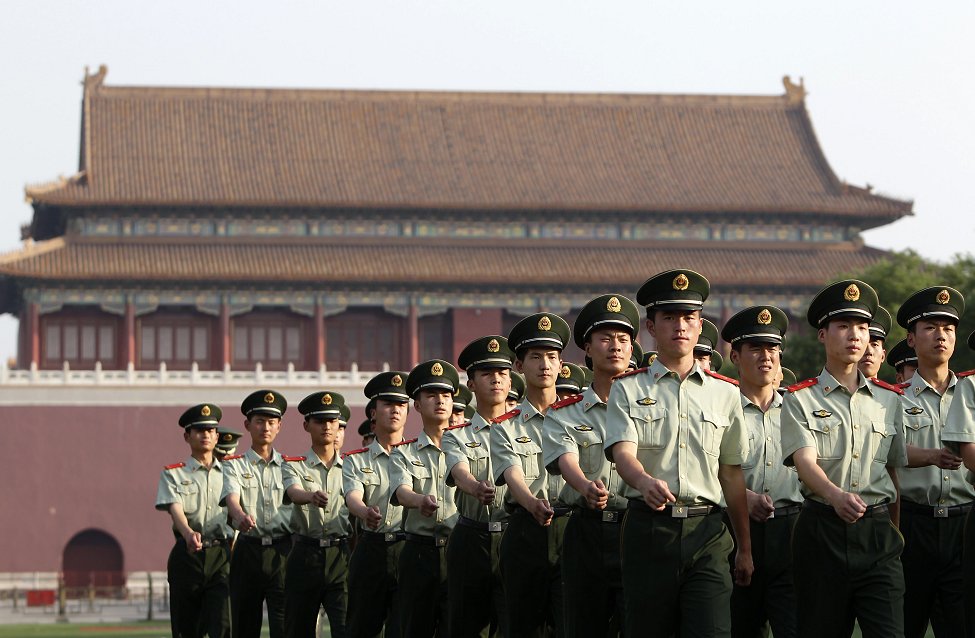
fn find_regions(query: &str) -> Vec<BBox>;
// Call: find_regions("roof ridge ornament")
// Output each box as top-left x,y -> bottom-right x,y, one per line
83,65 -> 108,92
782,75 -> 806,105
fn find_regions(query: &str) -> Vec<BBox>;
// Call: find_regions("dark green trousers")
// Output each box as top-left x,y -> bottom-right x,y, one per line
167,539 -> 231,638
792,502 -> 904,638
395,537 -> 449,637
561,510 -> 624,638
445,521 -> 506,638
346,533 -> 404,638
962,508 -> 975,638
229,537 -> 290,638
727,512 -> 798,638
284,539 -> 349,638
620,503 -> 734,638
498,509 -> 567,638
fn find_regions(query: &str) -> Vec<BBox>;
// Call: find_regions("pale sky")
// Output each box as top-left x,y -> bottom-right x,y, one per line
1,1 -> 972,362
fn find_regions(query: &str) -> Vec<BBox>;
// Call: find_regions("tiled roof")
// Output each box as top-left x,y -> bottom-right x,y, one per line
0,236 -> 889,289
25,70 -> 910,223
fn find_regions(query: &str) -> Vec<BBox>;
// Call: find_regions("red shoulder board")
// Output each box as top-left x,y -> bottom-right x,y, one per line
491,408 -> 521,424
282,455 -> 306,462
612,366 -> 648,380
222,454 -> 244,461
392,438 -> 417,447
870,378 -> 904,395
164,462 -> 185,470
894,381 -> 911,389
787,378 -> 818,393
957,369 -> 975,378
703,369 -> 739,386
341,447 -> 370,459
550,394 -> 585,410
445,422 -> 470,431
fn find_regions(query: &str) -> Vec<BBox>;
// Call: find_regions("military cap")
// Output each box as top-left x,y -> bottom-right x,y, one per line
630,341 -> 644,370
464,404 -> 476,419
896,286 -> 965,328
868,306 -> 892,341
641,351 -> 658,367
338,404 -> 350,427
179,403 -> 222,429
637,269 -> 709,311
969,329 -> 975,352
695,319 -> 721,357
357,419 -> 373,437
709,350 -> 724,372
458,336 -> 514,371
886,338 -> 918,371
364,371 -> 410,403
406,359 -> 459,397
572,294 -> 641,349
298,391 -> 346,420
555,362 -> 586,395
508,371 -> 526,402
721,306 -> 789,346
508,313 -> 571,354
452,385 -> 473,414
215,427 -> 243,455
780,367 -> 797,387
581,366 -> 594,389
241,390 -> 287,418
806,279 -> 879,329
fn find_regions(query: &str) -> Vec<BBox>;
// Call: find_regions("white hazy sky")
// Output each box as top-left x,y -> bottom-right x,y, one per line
1,1 -> 972,362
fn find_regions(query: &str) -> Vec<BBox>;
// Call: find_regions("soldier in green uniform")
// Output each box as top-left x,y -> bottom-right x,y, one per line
336,404 -> 349,454
942,328 -> 975,637
888,339 -> 920,385
450,385 -> 474,427
221,390 -> 292,638
721,306 -> 801,638
604,269 -> 752,637
895,287 -> 971,637
858,306 -> 892,379
695,317 -> 723,372
780,280 -> 908,638
156,403 -> 232,638
215,427 -> 244,461
554,362 -> 586,399
282,391 -> 353,638
343,371 -> 409,638
506,372 -> 525,411
542,294 -> 640,637
391,359 -> 461,636
775,367 -> 797,397
492,312 -> 571,637
442,335 -> 514,638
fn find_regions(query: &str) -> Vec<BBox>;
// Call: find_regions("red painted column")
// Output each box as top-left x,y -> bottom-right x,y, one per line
408,303 -> 419,369
29,302 -> 40,368
315,299 -> 325,369
125,300 -> 136,368
220,300 -> 231,368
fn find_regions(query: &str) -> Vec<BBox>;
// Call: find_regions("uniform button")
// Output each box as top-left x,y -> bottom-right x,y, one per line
852,452 -> 859,459
853,425 -> 859,430
939,499 -> 946,504
764,488 -> 770,493
581,442 -> 590,448
852,481 -> 859,487
679,443 -> 685,449
766,436 -> 772,442
766,461 -> 773,467
944,476 -> 949,481
680,414 -> 686,419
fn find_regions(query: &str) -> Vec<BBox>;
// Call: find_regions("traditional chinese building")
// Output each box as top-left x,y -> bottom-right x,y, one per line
0,67 -> 910,580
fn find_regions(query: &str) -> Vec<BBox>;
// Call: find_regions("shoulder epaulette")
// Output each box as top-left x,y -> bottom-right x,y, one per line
341,447 -> 370,459
164,462 -> 185,470
282,455 -> 306,462
787,378 -> 818,393
222,454 -> 244,461
703,369 -> 739,386
957,369 -> 975,378
870,377 -> 904,395
445,422 -> 470,431
392,438 -> 417,447
895,381 -> 911,389
612,366 -> 648,380
550,394 -> 584,410
491,408 -> 521,424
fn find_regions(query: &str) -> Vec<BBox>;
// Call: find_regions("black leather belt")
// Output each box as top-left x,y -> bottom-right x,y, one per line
512,505 -> 572,518
405,532 -> 449,547
457,515 -> 507,533
575,508 -> 624,523
771,504 -> 802,518
294,535 -> 348,548
359,530 -> 406,543
237,534 -> 290,546
176,536 -> 230,548
803,499 -> 889,518
628,499 -> 718,518
901,500 -> 974,519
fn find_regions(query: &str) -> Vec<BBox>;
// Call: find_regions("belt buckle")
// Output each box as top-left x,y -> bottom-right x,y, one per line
319,538 -> 329,547
602,510 -> 619,523
671,505 -> 688,519
435,536 -> 447,547
384,532 -> 396,542
935,506 -> 948,519
768,509 -> 775,519
488,521 -> 502,532
261,536 -> 272,546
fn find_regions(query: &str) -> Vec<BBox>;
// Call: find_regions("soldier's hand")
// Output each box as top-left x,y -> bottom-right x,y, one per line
745,490 -> 774,522
638,474 -> 676,510
530,498 -> 555,527
419,495 -> 439,517
831,491 -> 867,523
474,480 -> 496,505
733,549 -> 754,587
934,447 -> 963,470
311,490 -> 329,508
234,513 -> 256,534
365,505 -> 383,530
584,479 -> 610,510
183,531 -> 203,553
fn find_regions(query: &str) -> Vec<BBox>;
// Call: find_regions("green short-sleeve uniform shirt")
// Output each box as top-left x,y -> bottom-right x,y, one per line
220,448 -> 292,537
941,373 -> 975,486
491,399 -> 566,508
156,457 -> 233,539
740,392 -> 802,507
281,449 -> 351,538
441,413 -> 508,522
390,431 -> 458,536
341,439 -> 404,533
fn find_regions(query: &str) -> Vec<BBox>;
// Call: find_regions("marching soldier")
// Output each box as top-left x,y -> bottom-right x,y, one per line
695,317 -> 724,371
343,371 -> 409,638
283,391 -> 353,638
896,287 -> 972,637
215,427 -> 243,461
604,269 -> 752,637
775,367 -> 797,396
858,306 -> 891,379
492,312 -> 572,637
554,362 -> 586,399
442,336 -> 514,638
506,372 -> 525,411
391,359 -> 461,636
156,403 -> 232,638
888,338 -> 919,384
450,385 -> 474,427
221,390 -> 292,638
780,280 -> 908,637
722,306 -> 801,638
336,404 -> 349,454
542,294 -> 639,637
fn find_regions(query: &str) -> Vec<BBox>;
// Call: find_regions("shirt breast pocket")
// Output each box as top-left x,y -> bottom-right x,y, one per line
702,412 -> 730,457
902,414 -> 932,448
808,416 -> 842,460
871,420 -> 895,463
741,432 -> 758,469
573,431 -> 605,474
410,464 -> 432,488
512,440 -> 542,480
178,484 -> 201,514
465,446 -> 489,477
630,406 -> 666,449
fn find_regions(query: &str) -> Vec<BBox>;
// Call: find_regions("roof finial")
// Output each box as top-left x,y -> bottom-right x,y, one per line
782,75 -> 806,105
83,65 -> 108,92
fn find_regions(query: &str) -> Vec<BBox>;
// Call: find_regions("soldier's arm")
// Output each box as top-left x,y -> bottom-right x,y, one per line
167,503 -> 203,551
223,493 -> 256,532
557,454 -> 608,510
791,447 -> 866,523
959,443 -> 975,472
885,465 -> 900,527
502,465 -> 554,526
717,464 -> 753,587
345,489 -> 381,529
449,461 -> 496,504
610,441 -> 675,509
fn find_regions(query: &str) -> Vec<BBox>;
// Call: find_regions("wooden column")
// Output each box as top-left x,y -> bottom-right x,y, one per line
29,302 -> 40,368
125,300 -> 136,368
407,303 -> 419,369
315,299 -> 325,369
220,299 -> 231,369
